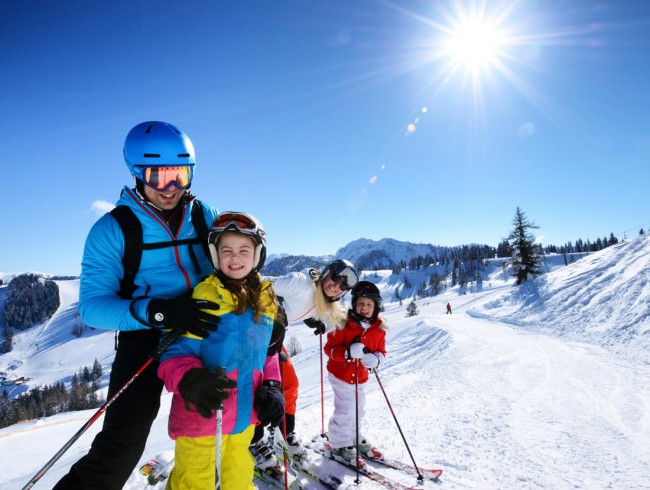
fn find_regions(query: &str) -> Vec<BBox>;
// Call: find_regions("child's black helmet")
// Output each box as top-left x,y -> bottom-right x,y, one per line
351,281 -> 382,321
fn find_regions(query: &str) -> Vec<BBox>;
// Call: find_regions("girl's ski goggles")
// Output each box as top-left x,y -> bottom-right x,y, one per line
211,212 -> 258,233
141,165 -> 193,191
208,211 -> 264,244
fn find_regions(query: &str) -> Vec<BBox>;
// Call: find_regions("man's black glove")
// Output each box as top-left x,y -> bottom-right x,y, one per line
304,317 -> 326,335
147,292 -> 220,338
254,380 -> 285,427
178,367 -> 237,418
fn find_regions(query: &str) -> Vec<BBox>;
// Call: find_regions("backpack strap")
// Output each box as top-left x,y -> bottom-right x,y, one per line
110,206 -> 143,300
190,199 -> 211,263
110,200 -> 212,300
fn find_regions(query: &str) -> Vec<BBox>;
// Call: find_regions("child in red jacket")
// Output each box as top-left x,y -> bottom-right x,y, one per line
323,281 -> 387,464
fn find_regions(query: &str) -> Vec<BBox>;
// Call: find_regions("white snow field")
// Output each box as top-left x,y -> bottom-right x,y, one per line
1,236 -> 649,489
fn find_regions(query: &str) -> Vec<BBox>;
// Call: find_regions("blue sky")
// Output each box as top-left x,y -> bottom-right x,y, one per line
3,0 -> 650,275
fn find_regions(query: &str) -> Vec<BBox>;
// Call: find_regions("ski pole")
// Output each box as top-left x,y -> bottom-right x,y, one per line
354,359 -> 361,485
282,419 -> 289,490
214,366 -> 226,490
215,407 -> 222,490
278,351 -> 289,489
21,328 -> 183,490
273,425 -> 304,490
372,368 -> 424,483
319,331 -> 326,438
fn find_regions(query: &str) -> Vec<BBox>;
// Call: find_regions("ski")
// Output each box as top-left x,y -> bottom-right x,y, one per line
287,460 -> 343,490
139,458 -> 173,485
269,428 -> 342,489
361,454 -> 443,482
305,442 -> 421,490
254,465 -> 302,490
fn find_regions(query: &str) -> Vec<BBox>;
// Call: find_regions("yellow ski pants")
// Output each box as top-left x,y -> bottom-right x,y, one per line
166,424 -> 255,490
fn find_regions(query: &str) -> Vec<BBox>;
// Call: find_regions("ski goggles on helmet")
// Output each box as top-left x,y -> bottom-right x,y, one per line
141,165 -> 193,191
209,211 -> 265,244
330,268 -> 357,291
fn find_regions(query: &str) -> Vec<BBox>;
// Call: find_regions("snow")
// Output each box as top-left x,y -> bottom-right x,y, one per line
1,236 -> 649,489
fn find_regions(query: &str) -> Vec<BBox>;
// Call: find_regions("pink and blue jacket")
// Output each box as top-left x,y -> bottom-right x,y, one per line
158,274 -> 281,438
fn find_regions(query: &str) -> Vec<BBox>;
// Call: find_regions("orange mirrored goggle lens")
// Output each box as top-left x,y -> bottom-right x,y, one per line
142,166 -> 192,191
213,213 -> 257,230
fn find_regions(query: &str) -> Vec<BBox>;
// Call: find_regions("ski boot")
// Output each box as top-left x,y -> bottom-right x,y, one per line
325,443 -> 366,468
284,432 -> 309,462
250,438 -> 282,472
358,439 -> 384,460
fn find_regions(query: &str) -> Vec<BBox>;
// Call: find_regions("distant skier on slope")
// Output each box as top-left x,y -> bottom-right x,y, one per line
446,302 -> 452,315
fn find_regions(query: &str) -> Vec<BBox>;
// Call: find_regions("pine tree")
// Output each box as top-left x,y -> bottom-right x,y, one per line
405,298 -> 419,317
507,206 -> 544,285
92,358 -> 103,381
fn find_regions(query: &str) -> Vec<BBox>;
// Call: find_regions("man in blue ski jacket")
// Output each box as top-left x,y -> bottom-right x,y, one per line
54,121 -> 221,490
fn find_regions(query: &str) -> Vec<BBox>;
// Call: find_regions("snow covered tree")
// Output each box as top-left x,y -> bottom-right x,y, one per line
286,335 -> 302,357
507,207 -> 544,285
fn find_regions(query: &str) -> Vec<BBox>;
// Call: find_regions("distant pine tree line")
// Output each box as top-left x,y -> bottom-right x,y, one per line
2,273 -> 60,353
497,231 -> 621,258
0,360 -> 103,428
366,245 -> 493,302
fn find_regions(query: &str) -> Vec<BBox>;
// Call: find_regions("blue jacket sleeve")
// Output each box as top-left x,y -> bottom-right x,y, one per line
78,213 -> 151,331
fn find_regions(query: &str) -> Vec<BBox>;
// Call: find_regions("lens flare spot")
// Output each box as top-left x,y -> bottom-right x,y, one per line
407,123 -> 416,133
369,176 -> 378,184
517,122 -> 535,138
421,107 -> 428,113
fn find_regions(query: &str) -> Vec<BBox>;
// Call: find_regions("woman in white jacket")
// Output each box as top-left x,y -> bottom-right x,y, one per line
249,259 -> 359,469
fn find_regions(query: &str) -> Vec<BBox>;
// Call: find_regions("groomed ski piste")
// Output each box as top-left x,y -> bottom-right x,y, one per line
2,235 -> 650,488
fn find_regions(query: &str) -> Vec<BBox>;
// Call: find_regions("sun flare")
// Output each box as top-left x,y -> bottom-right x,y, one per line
445,18 -> 505,72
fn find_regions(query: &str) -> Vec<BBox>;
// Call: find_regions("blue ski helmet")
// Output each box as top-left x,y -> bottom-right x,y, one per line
123,121 -> 196,182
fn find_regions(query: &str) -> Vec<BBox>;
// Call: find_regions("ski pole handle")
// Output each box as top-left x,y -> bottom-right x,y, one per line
150,327 -> 184,360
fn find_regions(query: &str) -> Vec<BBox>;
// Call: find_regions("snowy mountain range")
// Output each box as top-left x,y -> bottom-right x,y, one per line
1,235 -> 649,488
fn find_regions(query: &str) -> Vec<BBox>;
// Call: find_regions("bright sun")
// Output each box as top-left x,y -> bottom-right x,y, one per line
444,17 -> 505,73
446,19 -> 503,69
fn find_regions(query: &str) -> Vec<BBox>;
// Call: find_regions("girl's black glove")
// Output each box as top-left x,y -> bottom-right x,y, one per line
254,380 -> 285,427
178,367 -> 237,418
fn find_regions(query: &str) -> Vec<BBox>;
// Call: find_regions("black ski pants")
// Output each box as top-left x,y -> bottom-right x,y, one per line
54,329 -> 163,490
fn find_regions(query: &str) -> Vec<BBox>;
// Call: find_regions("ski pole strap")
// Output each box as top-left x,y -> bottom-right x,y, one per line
149,328 -> 184,360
